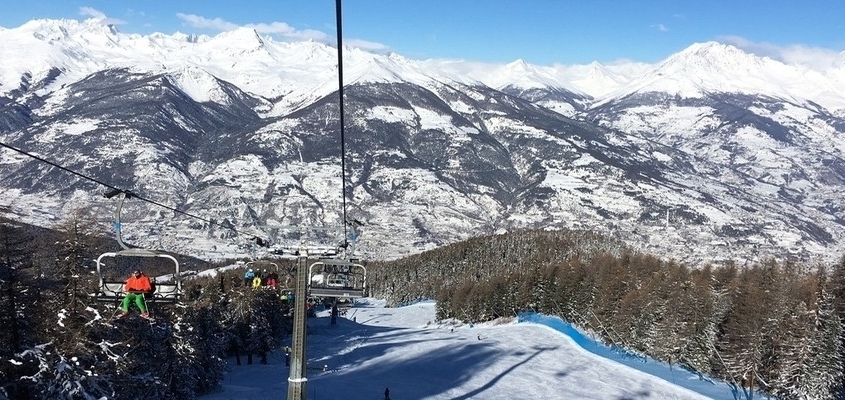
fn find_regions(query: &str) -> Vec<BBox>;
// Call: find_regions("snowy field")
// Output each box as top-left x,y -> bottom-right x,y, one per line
201,299 -> 742,400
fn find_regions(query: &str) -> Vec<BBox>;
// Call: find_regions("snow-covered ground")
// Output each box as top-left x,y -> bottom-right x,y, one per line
200,299 -> 743,400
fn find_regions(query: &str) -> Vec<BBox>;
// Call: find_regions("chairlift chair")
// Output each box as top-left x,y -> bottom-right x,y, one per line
94,248 -> 182,304
245,259 -> 282,288
92,190 -> 182,304
307,258 -> 366,298
245,260 -> 280,274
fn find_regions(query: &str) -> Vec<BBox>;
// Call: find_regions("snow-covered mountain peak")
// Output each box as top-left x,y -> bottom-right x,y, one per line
166,66 -> 233,104
2,19 -> 842,113
662,41 -> 770,76
19,18 -> 72,41
386,52 -> 413,64
591,41 -> 845,109
473,59 -> 567,91
204,27 -> 267,55
552,61 -> 649,100
504,58 -> 530,71
343,47 -> 419,85
678,41 -> 747,57
19,17 -> 119,42
157,31 -> 205,44
280,40 -> 337,64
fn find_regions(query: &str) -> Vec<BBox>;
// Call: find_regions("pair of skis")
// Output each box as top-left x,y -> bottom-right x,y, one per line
115,313 -> 156,323
108,309 -> 157,324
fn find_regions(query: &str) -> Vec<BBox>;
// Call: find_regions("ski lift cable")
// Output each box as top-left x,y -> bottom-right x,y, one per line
335,0 -> 350,243
1,141 -> 119,193
0,140 -> 269,242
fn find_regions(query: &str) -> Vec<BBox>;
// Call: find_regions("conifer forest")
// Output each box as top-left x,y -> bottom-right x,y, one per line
1,214 -> 844,399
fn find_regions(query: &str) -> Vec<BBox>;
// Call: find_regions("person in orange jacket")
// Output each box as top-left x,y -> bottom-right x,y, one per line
119,270 -> 153,319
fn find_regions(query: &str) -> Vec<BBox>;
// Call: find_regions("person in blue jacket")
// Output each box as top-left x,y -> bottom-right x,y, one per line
244,268 -> 255,287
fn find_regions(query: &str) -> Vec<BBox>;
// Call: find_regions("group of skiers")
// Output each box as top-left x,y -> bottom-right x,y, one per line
114,266 -> 289,322
243,268 -> 280,288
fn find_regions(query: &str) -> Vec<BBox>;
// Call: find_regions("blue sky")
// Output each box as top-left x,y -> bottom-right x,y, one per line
1,0 -> 843,66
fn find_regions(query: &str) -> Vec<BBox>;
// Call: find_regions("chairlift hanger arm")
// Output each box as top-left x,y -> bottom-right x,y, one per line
108,191 -> 132,250
104,188 -> 135,199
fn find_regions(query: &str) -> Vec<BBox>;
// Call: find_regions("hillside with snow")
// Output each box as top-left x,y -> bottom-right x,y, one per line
200,299 -> 741,400
1,18 -> 844,266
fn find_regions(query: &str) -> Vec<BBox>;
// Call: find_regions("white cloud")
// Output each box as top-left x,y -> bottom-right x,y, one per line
78,7 -> 126,26
176,13 -> 353,45
651,23 -> 669,32
126,8 -> 146,18
346,38 -> 390,53
176,13 -> 239,32
720,35 -> 842,71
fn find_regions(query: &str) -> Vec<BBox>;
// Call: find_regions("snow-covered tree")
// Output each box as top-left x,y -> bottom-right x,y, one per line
0,219 -> 41,398
162,302 -> 227,397
796,287 -> 844,400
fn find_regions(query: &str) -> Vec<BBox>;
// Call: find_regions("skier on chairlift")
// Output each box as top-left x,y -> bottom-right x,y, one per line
244,268 -> 255,287
118,270 -> 154,320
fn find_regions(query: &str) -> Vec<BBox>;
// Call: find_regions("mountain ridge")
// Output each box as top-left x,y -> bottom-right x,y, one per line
5,19 -> 845,113
0,18 -> 844,266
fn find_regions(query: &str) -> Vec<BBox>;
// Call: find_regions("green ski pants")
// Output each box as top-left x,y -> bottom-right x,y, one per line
121,292 -> 148,313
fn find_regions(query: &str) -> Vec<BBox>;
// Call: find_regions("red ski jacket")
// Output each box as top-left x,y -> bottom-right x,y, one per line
125,274 -> 153,293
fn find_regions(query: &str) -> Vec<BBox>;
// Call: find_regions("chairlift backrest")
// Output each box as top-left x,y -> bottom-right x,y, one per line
327,278 -> 349,287
245,260 -> 280,273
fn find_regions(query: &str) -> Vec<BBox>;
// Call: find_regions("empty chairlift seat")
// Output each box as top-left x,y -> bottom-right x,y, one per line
308,259 -> 366,298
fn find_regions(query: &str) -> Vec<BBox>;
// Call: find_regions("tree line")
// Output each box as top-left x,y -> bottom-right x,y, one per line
3,211 -> 844,399
367,229 -> 845,400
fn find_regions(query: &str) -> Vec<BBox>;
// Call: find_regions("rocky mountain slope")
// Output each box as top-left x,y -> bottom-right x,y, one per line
1,18 -> 843,265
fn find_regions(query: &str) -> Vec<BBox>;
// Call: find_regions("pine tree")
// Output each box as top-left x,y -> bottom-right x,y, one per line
51,208 -> 104,315
0,219 -> 40,398
829,255 -> 845,400
675,265 -> 719,376
793,288 -> 844,400
770,300 -> 814,398
652,263 -> 717,372
39,209 -> 106,370
163,302 -> 227,397
0,220 -> 34,353
716,265 -> 768,397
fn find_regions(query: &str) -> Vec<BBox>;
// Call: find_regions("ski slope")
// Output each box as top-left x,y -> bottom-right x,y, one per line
200,299 -> 743,400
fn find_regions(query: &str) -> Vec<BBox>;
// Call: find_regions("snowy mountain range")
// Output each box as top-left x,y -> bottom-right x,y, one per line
1,18 -> 844,265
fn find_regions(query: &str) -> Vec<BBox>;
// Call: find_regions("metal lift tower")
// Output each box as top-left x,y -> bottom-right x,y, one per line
287,248 -> 310,400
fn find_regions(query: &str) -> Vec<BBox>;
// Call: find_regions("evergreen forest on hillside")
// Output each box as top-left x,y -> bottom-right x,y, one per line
367,230 -> 845,400
1,213 -> 844,399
